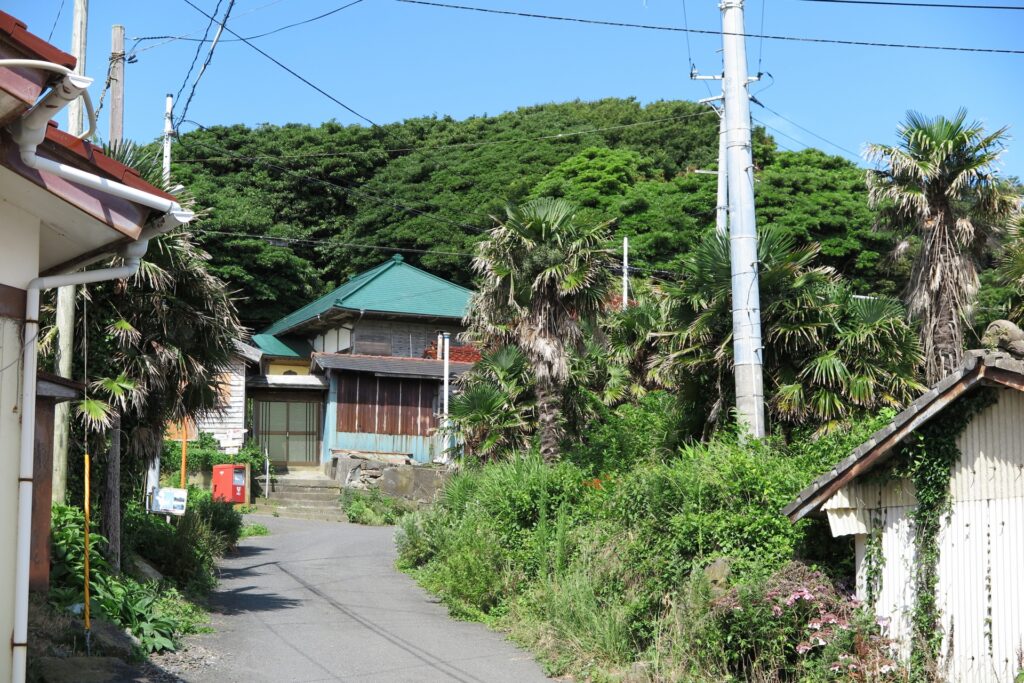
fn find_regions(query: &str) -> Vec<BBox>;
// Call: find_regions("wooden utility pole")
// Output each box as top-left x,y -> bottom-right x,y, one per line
53,0 -> 89,503
102,23 -> 126,573
109,25 -> 125,143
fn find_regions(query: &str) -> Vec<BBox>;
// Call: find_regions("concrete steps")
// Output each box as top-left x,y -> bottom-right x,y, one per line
248,503 -> 346,522
254,474 -> 345,522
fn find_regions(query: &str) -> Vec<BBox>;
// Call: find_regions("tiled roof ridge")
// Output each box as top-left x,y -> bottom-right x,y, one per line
312,350 -> 475,367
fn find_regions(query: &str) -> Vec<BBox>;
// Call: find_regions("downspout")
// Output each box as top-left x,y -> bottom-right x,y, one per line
12,241 -> 150,683
6,66 -> 192,683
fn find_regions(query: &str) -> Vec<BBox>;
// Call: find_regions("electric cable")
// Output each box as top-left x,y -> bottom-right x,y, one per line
172,0 -> 224,118
181,0 -> 377,125
176,0 -> 237,128
799,0 -> 1024,9
396,0 -> 1024,54
47,0 -> 67,42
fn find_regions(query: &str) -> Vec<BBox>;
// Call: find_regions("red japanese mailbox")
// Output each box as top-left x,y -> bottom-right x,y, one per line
212,464 -> 248,504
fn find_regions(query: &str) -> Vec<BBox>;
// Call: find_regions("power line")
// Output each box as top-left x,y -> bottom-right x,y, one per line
172,0 -> 223,116
47,0 -> 67,42
755,103 -> 862,159
176,0 -> 236,129
800,0 -> 1024,9
752,115 -> 860,162
396,0 -> 1024,54
129,0 -> 290,55
173,110 -> 718,162
134,0 -> 368,49
180,0 -> 378,125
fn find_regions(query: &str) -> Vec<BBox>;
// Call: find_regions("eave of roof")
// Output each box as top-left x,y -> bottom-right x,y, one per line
0,11 -> 76,69
251,333 -> 312,359
311,352 -> 474,379
784,350 -> 1024,523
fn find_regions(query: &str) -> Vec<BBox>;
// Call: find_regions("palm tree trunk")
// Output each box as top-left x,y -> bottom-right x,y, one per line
930,287 -> 962,384
534,379 -> 563,463
101,412 -> 122,574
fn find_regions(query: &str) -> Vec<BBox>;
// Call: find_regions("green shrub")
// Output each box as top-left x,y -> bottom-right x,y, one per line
122,494 -> 235,593
240,523 -> 270,538
49,505 -> 204,653
188,487 -> 243,547
399,411 -> 901,680
341,489 -> 413,526
166,433 -> 266,475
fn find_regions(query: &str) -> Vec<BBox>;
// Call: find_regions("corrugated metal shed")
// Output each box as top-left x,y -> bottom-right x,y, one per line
824,387 -> 1024,682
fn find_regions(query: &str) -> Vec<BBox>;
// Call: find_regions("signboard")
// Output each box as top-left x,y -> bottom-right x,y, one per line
151,487 -> 188,516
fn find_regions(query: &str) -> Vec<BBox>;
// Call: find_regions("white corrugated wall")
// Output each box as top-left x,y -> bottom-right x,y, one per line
832,388 -> 1024,682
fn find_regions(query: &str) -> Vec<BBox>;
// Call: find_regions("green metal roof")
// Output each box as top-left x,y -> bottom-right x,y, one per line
250,334 -> 314,359
261,255 -> 473,337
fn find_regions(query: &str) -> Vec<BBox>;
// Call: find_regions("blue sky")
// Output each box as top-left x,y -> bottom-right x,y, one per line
9,0 -> 1024,177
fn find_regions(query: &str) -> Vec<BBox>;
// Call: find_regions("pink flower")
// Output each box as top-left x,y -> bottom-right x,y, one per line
796,642 -> 813,654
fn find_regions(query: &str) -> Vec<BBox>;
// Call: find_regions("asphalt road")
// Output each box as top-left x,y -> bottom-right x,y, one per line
185,515 -> 549,683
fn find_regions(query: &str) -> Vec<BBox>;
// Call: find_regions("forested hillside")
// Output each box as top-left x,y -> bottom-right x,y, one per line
174,97 -> 913,328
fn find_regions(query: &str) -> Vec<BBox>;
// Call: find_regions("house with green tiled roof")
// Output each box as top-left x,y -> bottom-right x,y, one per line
245,255 -> 478,468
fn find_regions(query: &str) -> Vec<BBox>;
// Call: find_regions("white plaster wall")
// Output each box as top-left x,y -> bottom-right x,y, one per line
313,327 -> 351,354
0,198 -> 40,289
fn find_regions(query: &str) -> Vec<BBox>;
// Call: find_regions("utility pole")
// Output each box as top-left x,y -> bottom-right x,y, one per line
66,0 -> 88,135
53,0 -> 89,503
715,100 -> 729,236
109,25 -> 125,144
162,94 -> 173,186
720,0 -> 766,437
622,236 -> 629,310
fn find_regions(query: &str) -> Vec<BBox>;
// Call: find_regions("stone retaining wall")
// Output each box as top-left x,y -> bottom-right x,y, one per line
327,454 -> 450,506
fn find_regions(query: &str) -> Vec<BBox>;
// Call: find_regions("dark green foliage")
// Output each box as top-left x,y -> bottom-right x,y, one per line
172,99 -> 780,327
168,433 -> 264,475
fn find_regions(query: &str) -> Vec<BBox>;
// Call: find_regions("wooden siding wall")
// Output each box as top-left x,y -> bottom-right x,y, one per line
351,320 -> 462,358
337,374 -> 437,437
194,356 -> 247,453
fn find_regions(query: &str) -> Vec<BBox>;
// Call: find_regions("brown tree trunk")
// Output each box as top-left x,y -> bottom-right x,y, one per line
929,287 -> 962,384
101,412 -> 121,574
534,379 -> 563,464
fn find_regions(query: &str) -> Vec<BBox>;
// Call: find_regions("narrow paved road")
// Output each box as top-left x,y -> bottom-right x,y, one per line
185,515 -> 549,683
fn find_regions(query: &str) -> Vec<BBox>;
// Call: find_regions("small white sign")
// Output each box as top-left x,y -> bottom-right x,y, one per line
152,487 -> 188,516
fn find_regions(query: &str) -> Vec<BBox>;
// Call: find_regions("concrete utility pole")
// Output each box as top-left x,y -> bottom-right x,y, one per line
720,0 -> 766,437
53,0 -> 89,503
715,100 -> 729,236
109,25 -> 125,144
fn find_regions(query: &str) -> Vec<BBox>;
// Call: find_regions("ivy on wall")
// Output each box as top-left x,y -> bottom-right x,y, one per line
891,387 -> 997,682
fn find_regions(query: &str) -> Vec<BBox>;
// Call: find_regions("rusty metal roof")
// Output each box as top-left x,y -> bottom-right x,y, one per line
784,350 -> 1024,523
311,352 -> 474,379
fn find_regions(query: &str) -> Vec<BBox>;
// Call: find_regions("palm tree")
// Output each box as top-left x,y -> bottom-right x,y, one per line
447,346 -> 534,461
78,141 -> 244,569
466,198 -> 613,462
998,215 -> 1024,320
651,226 -> 923,435
866,110 -> 1020,383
